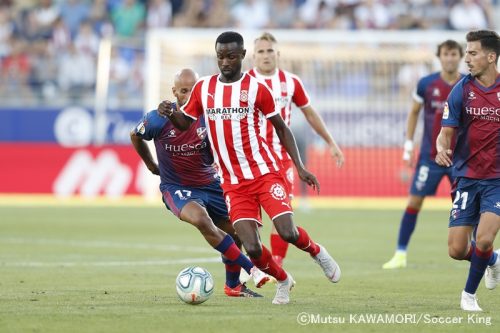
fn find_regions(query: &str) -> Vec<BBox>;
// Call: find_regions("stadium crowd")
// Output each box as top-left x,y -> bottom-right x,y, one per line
0,0 -> 498,107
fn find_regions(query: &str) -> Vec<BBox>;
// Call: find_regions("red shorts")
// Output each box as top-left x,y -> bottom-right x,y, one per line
279,159 -> 294,195
222,172 -> 293,225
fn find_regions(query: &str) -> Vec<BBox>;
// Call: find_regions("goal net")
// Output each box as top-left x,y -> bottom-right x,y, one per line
145,29 -> 466,197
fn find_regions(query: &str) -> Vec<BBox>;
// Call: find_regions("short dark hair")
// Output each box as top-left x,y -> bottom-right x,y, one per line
436,39 -> 463,57
466,30 -> 500,63
215,31 -> 244,48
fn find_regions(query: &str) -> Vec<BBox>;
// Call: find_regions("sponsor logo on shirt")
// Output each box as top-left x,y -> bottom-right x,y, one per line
468,91 -> 476,100
465,106 -> 500,122
206,107 -> 250,120
166,129 -> 176,138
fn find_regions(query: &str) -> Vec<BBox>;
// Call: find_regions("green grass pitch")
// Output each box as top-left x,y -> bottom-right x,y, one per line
0,204 -> 498,332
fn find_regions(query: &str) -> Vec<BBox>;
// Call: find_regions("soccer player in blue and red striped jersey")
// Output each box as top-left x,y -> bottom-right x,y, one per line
436,30 -> 500,311
383,40 -> 464,269
130,68 -> 269,297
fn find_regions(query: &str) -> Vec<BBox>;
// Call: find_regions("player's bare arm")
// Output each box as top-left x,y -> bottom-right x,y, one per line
158,100 -> 193,130
435,126 -> 455,167
403,100 -> 423,166
301,105 -> 344,168
268,114 -> 320,193
130,130 -> 160,175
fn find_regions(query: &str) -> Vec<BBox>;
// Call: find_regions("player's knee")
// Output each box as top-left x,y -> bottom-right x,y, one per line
475,237 -> 494,252
244,243 -> 263,259
448,245 -> 467,260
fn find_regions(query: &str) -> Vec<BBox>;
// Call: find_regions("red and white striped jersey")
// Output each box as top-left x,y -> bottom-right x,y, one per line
180,73 -> 281,185
247,68 -> 310,161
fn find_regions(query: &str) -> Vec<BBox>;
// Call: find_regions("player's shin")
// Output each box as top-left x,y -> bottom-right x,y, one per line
464,247 -> 493,294
250,245 -> 288,282
292,226 -> 320,256
215,234 -> 254,274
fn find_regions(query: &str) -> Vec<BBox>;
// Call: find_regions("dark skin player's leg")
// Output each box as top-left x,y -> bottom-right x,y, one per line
272,213 -> 299,243
232,220 -> 263,259
179,201 -> 226,247
216,218 -> 242,248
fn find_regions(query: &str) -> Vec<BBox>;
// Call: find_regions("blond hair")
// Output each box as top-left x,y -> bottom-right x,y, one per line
254,32 -> 277,44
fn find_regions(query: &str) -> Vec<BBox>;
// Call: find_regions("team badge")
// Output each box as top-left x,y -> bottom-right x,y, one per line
240,90 -> 248,102
468,91 -> 476,100
270,183 -> 287,200
280,82 -> 287,94
432,88 -> 440,97
136,122 -> 146,135
442,102 -> 449,120
197,127 -> 207,140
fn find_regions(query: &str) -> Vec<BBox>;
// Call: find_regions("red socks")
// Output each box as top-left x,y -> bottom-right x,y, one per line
270,233 -> 289,259
293,226 -> 320,256
250,245 -> 288,281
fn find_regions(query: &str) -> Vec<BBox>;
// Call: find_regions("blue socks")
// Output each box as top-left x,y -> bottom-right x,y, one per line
396,207 -> 419,251
465,247 -> 493,294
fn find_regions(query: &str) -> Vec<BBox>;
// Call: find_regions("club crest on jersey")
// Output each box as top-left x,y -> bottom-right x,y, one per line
432,88 -> 440,97
197,127 -> 207,140
166,129 -> 176,138
442,102 -> 449,119
468,91 -> 476,100
270,183 -> 287,201
280,82 -> 287,94
240,90 -> 248,102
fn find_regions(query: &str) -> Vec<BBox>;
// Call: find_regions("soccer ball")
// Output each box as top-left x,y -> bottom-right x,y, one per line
175,266 -> 214,305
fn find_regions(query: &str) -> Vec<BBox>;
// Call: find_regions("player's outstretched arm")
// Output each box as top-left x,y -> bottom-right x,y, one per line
130,130 -> 160,175
269,114 -> 320,193
402,100 -> 422,166
435,126 -> 455,167
158,100 -> 193,130
301,105 -> 344,168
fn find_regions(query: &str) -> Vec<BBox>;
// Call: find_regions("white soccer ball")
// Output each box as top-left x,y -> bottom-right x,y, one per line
175,266 -> 214,305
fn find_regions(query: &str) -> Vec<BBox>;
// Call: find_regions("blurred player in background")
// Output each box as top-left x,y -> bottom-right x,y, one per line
131,68 -> 269,298
161,31 -> 341,305
436,30 -> 500,311
383,40 -> 464,269
248,32 -> 344,268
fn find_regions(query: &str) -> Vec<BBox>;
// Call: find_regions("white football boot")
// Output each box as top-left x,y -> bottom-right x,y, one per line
313,244 -> 341,283
460,290 -> 482,312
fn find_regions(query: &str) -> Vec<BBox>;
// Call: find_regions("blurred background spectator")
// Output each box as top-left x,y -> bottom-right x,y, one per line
0,0 -> 498,108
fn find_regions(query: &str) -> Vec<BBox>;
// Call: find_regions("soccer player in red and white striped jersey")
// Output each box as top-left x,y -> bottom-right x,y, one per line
161,31 -> 341,304
248,32 -> 344,267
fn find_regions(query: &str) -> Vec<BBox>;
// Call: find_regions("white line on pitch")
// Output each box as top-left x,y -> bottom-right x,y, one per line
0,237 -> 211,253
1,257 -> 221,267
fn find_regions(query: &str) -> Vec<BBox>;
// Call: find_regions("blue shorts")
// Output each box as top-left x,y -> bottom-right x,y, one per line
161,181 -> 229,224
410,159 -> 454,196
448,177 -> 500,228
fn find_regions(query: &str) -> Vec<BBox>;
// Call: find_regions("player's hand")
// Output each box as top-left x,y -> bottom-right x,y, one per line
297,167 -> 320,194
435,149 -> 453,167
147,162 -> 160,175
329,143 -> 344,168
158,100 -> 174,118
402,140 -> 414,167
